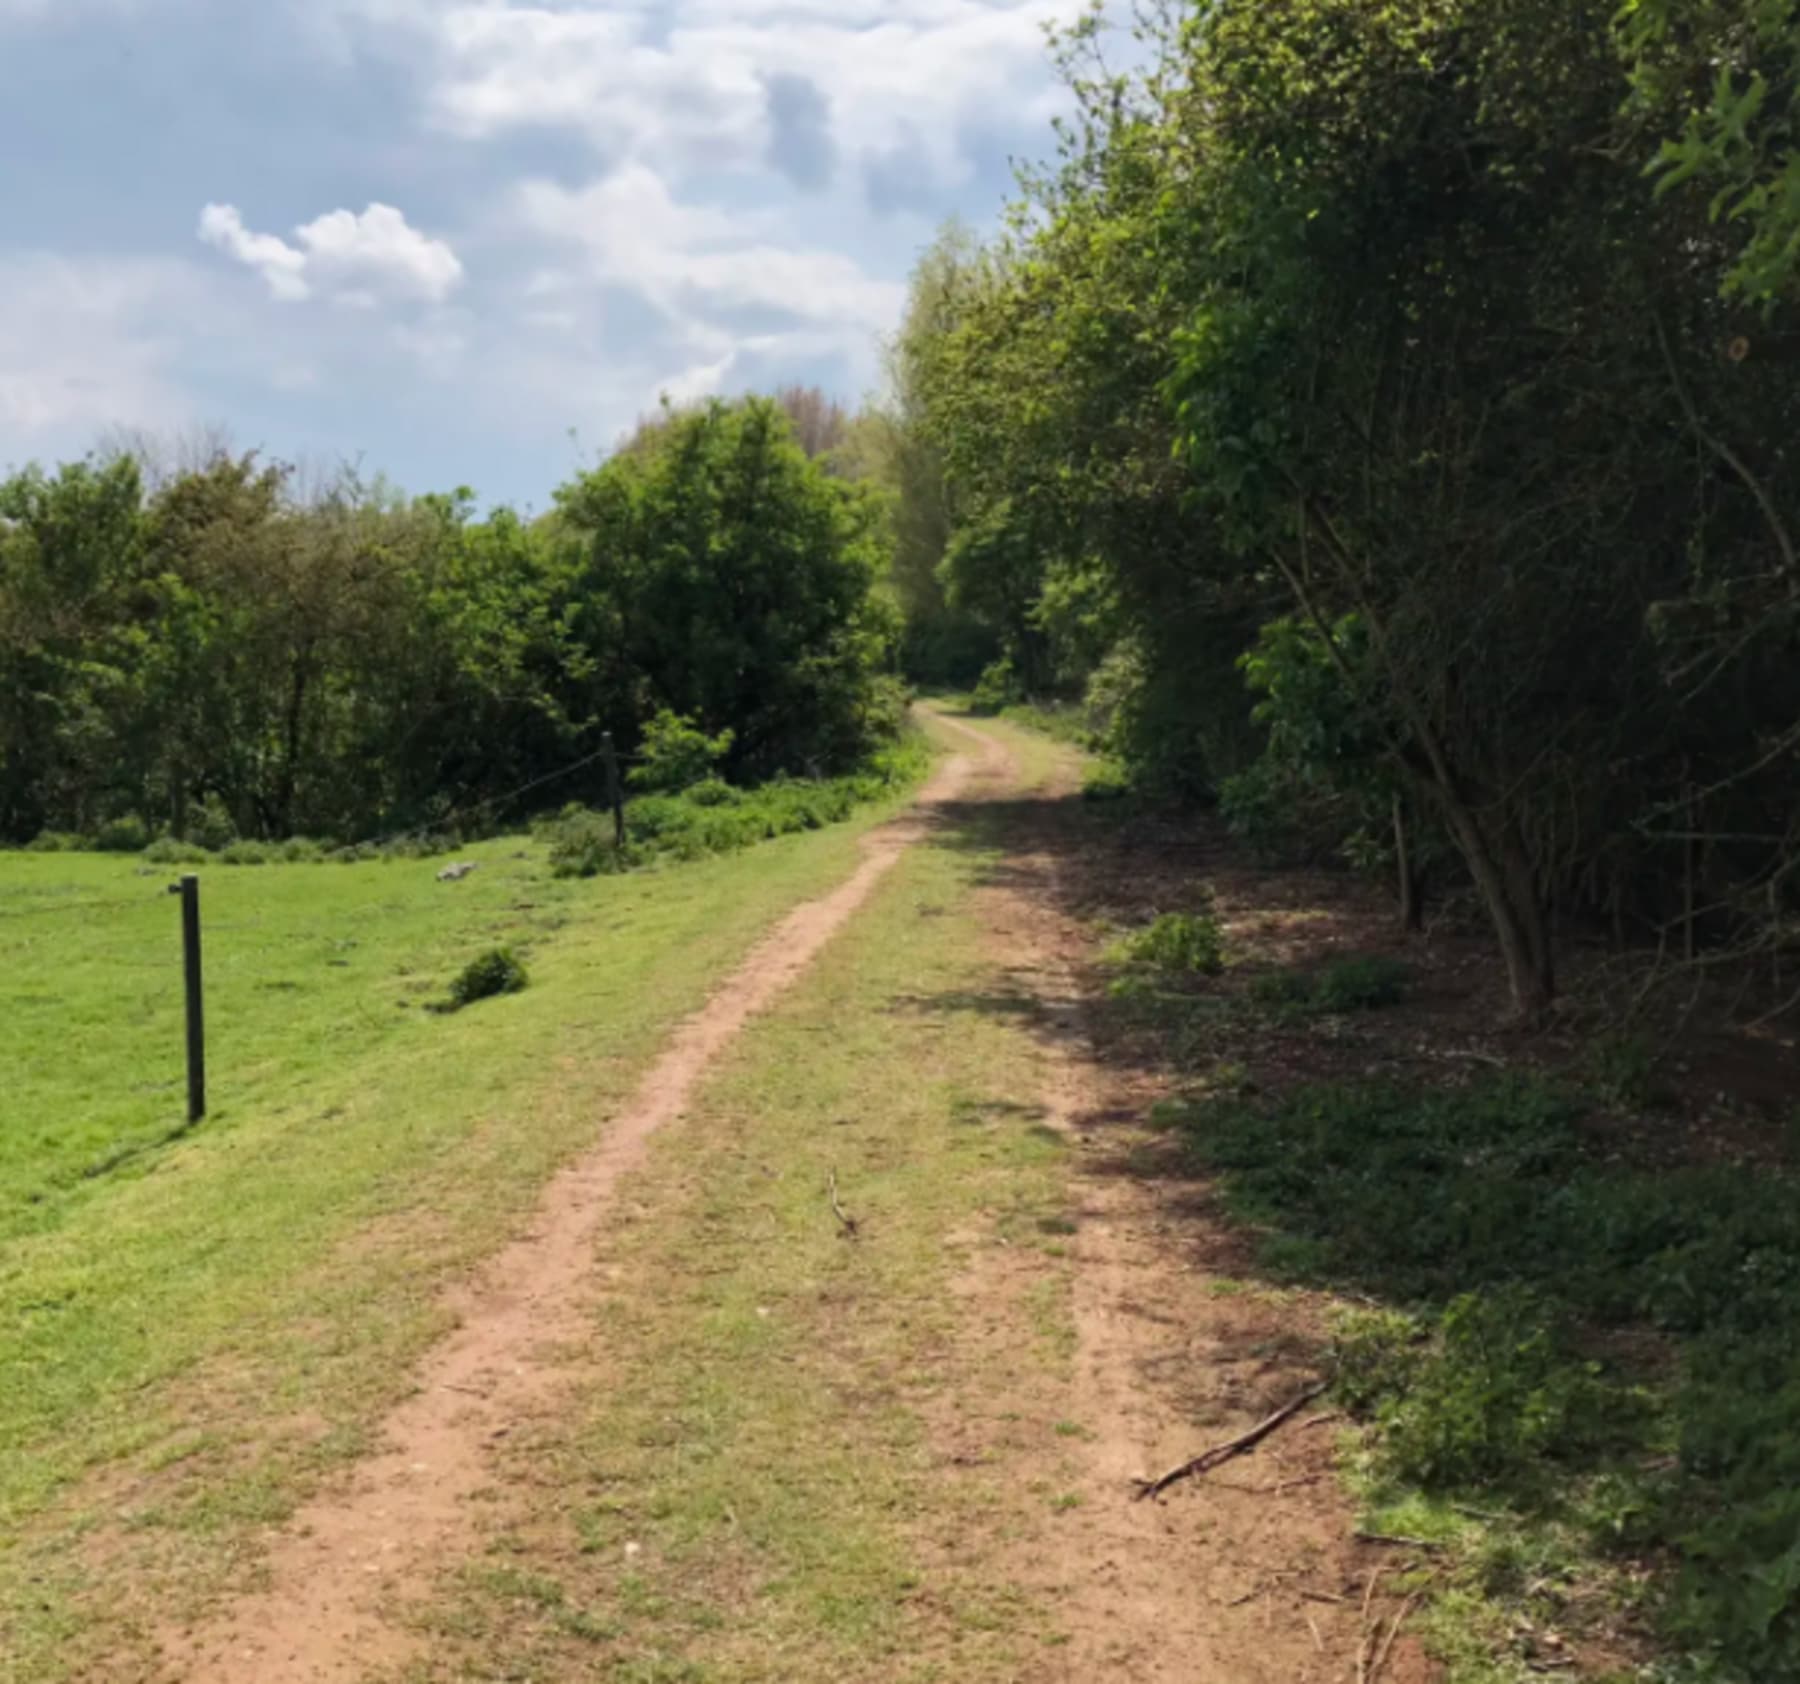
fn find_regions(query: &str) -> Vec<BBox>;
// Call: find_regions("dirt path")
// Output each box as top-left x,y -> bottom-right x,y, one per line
943,759 -> 1433,1683
158,719 -> 1015,1683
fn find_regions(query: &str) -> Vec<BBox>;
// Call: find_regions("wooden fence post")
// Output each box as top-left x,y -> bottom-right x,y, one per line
168,874 -> 206,1123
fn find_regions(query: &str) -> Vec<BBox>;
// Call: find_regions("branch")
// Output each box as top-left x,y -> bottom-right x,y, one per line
1653,312 -> 1797,585
1132,1382 -> 1328,1501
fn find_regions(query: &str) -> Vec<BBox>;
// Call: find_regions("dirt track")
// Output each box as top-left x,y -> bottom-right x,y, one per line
160,719 -> 1010,1682
155,712 -> 1429,1683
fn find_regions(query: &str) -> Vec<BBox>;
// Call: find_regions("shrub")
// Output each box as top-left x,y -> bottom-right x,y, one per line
1372,1290 -> 1638,1489
970,656 -> 1021,715
144,835 -> 211,865
630,710 -> 734,794
92,814 -> 150,853
546,810 -> 632,879
1249,968 -> 1318,1010
1107,911 -> 1226,977
1314,955 -> 1411,1011
1249,955 -> 1411,1015
186,795 -> 238,852
24,831 -> 87,853
219,840 -> 277,865
684,777 -> 739,808
280,837 -> 324,862
448,948 -> 529,1009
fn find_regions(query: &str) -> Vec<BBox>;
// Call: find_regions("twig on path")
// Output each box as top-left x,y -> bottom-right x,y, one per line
1305,1612 -> 1326,1654
1355,1567 -> 1387,1684
1132,1382 -> 1329,1501
1298,1411 -> 1344,1431
1368,1591 -> 1422,1683
828,1169 -> 860,1240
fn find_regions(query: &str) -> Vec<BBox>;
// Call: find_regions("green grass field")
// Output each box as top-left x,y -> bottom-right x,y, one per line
0,770 -> 929,1680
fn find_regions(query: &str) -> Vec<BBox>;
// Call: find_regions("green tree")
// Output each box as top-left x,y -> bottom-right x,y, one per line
555,398 -> 899,778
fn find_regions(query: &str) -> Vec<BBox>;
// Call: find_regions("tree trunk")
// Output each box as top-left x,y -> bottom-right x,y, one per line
1440,800 -> 1555,1019
1500,826 -> 1555,1003
1394,794 -> 1423,931
276,656 -> 311,838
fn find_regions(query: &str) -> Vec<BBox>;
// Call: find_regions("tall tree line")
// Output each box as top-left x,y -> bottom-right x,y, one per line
0,398 -> 900,847
887,0 -> 1800,1017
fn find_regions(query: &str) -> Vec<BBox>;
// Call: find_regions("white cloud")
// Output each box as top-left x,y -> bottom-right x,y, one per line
0,256 -> 200,451
408,1 -> 1074,190
198,201 -> 464,304
659,349 -> 737,408
198,204 -> 312,301
517,164 -> 904,332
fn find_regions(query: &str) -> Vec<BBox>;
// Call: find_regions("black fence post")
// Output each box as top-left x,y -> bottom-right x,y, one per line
168,874 -> 206,1123
602,732 -> 627,851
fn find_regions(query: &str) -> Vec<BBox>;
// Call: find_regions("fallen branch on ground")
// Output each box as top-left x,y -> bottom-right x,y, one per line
828,1169 -> 860,1240
1132,1381 -> 1329,1500
1356,1531 -> 1447,1551
1355,1567 -> 1387,1684
1368,1591 -> 1421,1683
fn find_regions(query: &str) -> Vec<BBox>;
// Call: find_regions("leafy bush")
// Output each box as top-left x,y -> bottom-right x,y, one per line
1250,956 -> 1411,1016
186,795 -> 238,852
1248,968 -> 1319,1010
970,657 -> 1022,715
548,738 -> 927,879
92,814 -> 150,853
280,837 -> 325,862
546,810 -> 635,879
24,831 -> 87,853
1374,1291 -> 1641,1489
143,835 -> 212,865
1107,911 -> 1226,977
219,840 -> 277,865
630,710 -> 735,794
1315,955 -> 1411,1012
684,777 -> 739,808
448,948 -> 529,1009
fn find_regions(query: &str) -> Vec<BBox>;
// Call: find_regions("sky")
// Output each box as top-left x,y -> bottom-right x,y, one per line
0,0 -> 1080,510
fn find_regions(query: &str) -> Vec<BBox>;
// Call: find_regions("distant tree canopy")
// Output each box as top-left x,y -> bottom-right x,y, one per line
891,0 -> 1800,1023
0,398 -> 900,846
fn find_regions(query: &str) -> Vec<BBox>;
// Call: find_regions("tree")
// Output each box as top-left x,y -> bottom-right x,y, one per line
1624,0 -> 1800,306
555,398 -> 899,778
905,0 -> 1800,1018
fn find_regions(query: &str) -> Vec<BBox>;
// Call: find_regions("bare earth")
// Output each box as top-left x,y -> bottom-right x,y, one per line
155,712 -> 1433,1683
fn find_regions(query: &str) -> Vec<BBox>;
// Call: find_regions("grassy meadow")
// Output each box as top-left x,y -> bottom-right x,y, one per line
0,764 -> 927,1680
